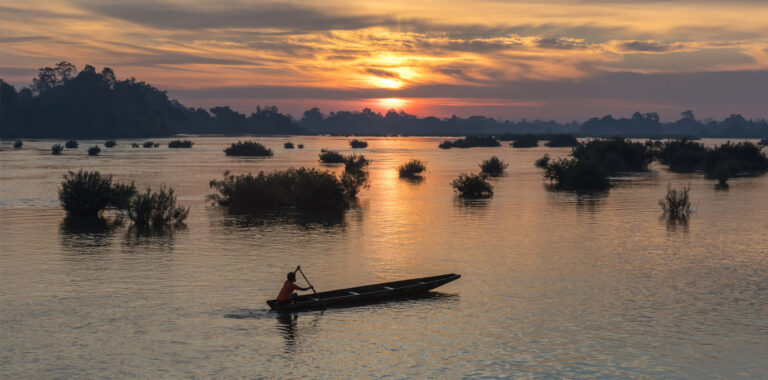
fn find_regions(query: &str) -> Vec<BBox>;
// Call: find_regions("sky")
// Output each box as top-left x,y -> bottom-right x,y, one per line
1,0 -> 767,122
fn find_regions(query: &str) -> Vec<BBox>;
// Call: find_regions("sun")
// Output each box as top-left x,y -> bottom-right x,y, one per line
379,98 -> 407,108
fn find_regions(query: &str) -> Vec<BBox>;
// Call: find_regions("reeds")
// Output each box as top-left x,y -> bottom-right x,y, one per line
398,159 -> 427,178
659,184 -> 692,218
128,187 -> 189,227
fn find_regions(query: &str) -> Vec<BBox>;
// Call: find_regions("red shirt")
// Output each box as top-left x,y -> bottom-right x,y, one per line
276,280 -> 300,304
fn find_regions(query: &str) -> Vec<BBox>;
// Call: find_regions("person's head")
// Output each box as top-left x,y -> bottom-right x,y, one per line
287,272 -> 296,282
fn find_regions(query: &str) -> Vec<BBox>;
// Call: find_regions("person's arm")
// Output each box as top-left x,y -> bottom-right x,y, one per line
297,285 -> 313,291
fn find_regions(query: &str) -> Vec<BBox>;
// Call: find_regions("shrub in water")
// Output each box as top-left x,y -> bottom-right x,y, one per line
224,141 -> 274,156
398,159 -> 427,178
153,143 -> 159,148
58,170 -> 136,217
341,170 -> 369,199
143,141 -> 154,148
535,154 -> 550,168
657,139 -> 708,172
572,137 -> 652,174
168,139 -> 194,148
319,149 -> 345,163
88,146 -> 101,156
297,144 -> 304,149
132,143 -> 140,148
128,187 -> 189,227
349,139 -> 368,148
544,158 -> 610,191
284,142 -> 294,149
440,136 -> 500,149
105,140 -> 117,148
480,156 -> 508,177
451,173 -> 494,198
512,134 -> 538,148
704,141 -> 768,179
13,139 -> 23,148
208,168 -> 350,212
65,140 -> 78,149
545,134 -> 579,147
51,144 -> 64,155
344,153 -> 370,173
659,184 -> 691,218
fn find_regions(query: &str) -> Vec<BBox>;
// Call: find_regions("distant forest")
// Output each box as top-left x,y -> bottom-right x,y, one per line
1,62 -> 767,138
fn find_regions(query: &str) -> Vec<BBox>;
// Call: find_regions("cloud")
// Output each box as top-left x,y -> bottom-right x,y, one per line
619,41 -> 677,52
365,68 -> 400,79
536,38 -> 588,50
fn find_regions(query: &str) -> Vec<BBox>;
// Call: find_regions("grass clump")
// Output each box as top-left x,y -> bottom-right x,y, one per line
168,139 -> 194,148
128,187 -> 189,227
511,134 -> 538,148
105,140 -> 117,148
13,139 -> 23,148
398,159 -> 427,178
209,168 -> 351,212
319,149 -> 346,163
132,143 -> 140,148
88,146 -> 101,156
284,142 -> 294,149
545,134 -> 579,147
58,170 -> 136,217
439,136 -> 500,149
298,144 -> 304,149
143,141 -> 154,148
224,141 -> 274,156
451,173 -> 494,198
65,140 -> 78,149
51,144 -> 64,155
659,184 -> 692,218
479,156 -> 508,177
534,154 -> 550,168
349,139 -> 368,148
544,158 -> 610,191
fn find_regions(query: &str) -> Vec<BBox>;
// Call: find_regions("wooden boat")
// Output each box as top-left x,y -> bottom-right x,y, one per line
267,273 -> 460,312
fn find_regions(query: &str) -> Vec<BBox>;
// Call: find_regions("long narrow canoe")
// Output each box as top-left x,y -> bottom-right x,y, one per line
266,273 -> 460,312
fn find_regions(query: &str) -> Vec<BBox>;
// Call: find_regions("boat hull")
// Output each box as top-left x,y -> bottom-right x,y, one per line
266,273 -> 460,312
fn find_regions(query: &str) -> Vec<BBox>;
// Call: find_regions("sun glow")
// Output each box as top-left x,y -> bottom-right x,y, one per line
370,77 -> 404,89
379,98 -> 407,108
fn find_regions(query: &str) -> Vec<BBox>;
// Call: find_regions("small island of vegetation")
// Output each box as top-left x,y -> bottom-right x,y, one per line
439,136 -> 500,149
480,156 -> 508,177
224,141 -> 274,156
545,134 -> 579,147
284,142 -> 294,149
349,139 -> 368,148
451,173 -> 494,198
168,139 -> 194,148
511,134 -> 538,148
87,146 -> 101,156
398,159 -> 427,178
319,149 -> 346,163
105,140 -> 117,148
65,140 -> 78,149
51,144 -> 64,155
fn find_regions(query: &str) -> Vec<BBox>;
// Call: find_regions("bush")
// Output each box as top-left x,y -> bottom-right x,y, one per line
534,154 -> 550,168
88,146 -> 101,156
51,144 -> 64,155
153,143 -> 159,148
439,136 -> 500,149
759,138 -> 768,146
341,170 -> 369,199
349,139 -> 368,148
298,144 -> 304,149
128,187 -> 189,227
398,159 -> 427,178
13,139 -> 23,148
572,137 -> 652,174
344,154 -> 370,173
545,134 -> 579,147
132,143 -> 140,148
65,140 -> 78,149
657,139 -> 708,172
58,170 -> 136,217
105,140 -> 117,148
319,149 -> 345,163
284,142 -> 294,149
451,173 -> 493,198
512,134 -> 538,148
224,141 -> 274,156
704,141 -> 768,179
659,184 -> 691,218
208,168 -> 350,212
168,139 -> 194,148
479,156 -> 508,176
544,158 -> 610,191
143,141 -> 154,148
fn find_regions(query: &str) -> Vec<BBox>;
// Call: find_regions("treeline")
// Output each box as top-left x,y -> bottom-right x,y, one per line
1,62 -> 767,138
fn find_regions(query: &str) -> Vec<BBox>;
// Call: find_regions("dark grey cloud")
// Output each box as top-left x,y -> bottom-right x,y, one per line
0,35 -> 51,43
609,48 -> 754,70
365,68 -> 400,79
620,41 -> 675,52
536,38 -> 588,50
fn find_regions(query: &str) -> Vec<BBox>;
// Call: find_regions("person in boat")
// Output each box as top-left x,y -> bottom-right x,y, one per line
276,271 -> 313,304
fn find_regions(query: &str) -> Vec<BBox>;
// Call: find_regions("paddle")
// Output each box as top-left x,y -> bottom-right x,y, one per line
295,265 -> 317,295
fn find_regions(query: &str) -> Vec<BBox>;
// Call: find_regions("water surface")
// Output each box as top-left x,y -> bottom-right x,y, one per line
1,137 -> 767,378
